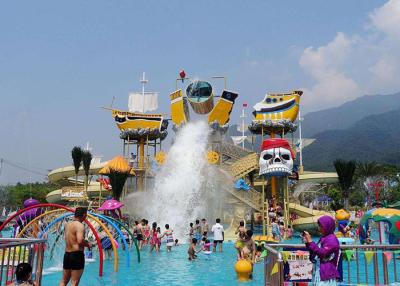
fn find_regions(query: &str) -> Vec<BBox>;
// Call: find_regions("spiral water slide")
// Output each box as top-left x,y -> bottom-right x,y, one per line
289,203 -> 333,234
46,161 -> 108,204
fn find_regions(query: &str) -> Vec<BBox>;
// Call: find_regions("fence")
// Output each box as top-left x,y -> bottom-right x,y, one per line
0,238 -> 46,286
264,243 -> 400,285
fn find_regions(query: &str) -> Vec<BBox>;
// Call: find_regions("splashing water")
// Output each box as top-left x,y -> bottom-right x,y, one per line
125,121 -> 227,240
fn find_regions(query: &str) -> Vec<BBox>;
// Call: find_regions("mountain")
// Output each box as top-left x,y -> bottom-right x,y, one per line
301,92 -> 400,137
302,108 -> 400,171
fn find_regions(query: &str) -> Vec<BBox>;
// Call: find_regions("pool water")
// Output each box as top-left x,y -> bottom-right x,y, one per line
41,242 -> 264,286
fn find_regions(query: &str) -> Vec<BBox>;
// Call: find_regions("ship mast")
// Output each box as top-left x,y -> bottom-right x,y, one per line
140,72 -> 148,114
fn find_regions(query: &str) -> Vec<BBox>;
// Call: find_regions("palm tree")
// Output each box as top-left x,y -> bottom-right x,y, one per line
82,151 -> 92,198
333,159 -> 356,210
71,146 -> 83,188
356,161 -> 380,179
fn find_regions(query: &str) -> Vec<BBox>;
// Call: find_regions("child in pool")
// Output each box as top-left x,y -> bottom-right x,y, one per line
188,238 -> 200,261
254,245 -> 263,263
9,263 -> 36,286
202,239 -> 211,252
234,221 -> 247,259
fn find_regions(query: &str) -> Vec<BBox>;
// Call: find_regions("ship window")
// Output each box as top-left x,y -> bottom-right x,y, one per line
280,98 -> 283,101
272,98 -> 277,103
266,98 -> 272,103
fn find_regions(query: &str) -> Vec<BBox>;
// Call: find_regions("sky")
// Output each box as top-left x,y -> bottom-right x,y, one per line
1,0 -> 399,184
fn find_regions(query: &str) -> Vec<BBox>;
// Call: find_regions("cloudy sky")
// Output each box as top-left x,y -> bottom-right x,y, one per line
1,0 -> 399,184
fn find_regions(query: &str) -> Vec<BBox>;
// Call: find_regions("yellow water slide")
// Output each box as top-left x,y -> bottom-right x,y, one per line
289,203 -> 333,235
46,161 -> 109,204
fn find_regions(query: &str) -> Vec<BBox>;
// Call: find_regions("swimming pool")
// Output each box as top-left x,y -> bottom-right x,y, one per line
41,242 -> 264,286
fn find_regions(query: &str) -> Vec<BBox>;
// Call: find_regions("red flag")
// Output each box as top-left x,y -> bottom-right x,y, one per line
243,103 -> 248,107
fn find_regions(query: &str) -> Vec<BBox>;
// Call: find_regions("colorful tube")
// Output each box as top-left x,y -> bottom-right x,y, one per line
103,215 -> 141,263
39,212 -> 118,272
0,204 -> 104,277
90,213 -> 130,266
16,209 -> 67,238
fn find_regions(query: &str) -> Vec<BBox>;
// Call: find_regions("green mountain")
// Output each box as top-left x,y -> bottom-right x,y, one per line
302,108 -> 400,171
302,92 -> 400,137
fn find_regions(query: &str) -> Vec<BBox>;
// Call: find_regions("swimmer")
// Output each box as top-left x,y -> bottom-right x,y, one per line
234,220 -> 246,259
174,239 -> 179,246
194,220 -> 202,241
143,220 -> 150,245
161,224 -> 174,252
188,222 -> 194,241
241,230 -> 256,264
188,238 -> 200,261
136,220 -> 145,250
201,218 -> 209,238
149,222 -> 160,253
211,218 -> 224,253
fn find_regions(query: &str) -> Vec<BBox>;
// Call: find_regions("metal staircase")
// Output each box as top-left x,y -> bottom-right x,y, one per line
218,142 -> 262,212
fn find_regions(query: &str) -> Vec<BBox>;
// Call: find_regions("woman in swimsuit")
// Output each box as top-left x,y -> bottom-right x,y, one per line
143,220 -> 150,246
149,222 -> 160,253
9,263 -> 36,286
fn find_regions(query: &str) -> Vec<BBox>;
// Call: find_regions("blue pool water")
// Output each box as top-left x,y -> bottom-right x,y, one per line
41,242 -> 264,286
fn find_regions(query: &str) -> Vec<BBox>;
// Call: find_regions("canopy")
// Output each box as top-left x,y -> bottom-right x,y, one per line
98,199 -> 124,211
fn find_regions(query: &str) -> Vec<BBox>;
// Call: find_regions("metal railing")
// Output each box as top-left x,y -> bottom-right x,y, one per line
264,243 -> 400,286
0,238 -> 46,286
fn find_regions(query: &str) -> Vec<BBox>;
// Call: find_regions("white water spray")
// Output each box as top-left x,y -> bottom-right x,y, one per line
126,121 -> 227,240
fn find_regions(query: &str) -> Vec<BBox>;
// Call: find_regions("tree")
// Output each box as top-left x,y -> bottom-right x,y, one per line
82,151 -> 92,198
71,146 -> 83,187
355,161 -> 380,179
333,159 -> 356,210
326,186 -> 344,211
108,171 -> 129,201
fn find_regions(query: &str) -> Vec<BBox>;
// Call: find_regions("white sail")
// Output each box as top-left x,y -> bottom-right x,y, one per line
128,92 -> 159,113
231,136 -> 247,146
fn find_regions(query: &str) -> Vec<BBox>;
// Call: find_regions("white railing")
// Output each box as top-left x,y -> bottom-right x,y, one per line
0,238 -> 46,286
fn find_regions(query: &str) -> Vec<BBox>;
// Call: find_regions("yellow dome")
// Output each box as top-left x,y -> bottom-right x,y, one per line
99,166 -> 110,175
106,156 -> 131,173
234,260 -> 253,281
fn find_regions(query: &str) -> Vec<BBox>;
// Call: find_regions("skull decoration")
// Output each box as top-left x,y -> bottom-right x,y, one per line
259,138 -> 294,177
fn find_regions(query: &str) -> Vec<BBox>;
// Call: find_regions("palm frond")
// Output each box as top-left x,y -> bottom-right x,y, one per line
71,146 -> 83,175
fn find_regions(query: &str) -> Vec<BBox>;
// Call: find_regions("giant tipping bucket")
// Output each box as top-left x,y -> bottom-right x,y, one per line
186,80 -> 214,114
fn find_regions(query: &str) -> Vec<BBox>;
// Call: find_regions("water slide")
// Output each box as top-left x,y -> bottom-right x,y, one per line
46,162 -> 109,204
289,203 -> 333,234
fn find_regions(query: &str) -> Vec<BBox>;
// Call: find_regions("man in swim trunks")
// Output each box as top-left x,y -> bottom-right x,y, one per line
201,218 -> 209,238
211,218 -> 224,252
194,220 -> 202,241
59,207 -> 91,286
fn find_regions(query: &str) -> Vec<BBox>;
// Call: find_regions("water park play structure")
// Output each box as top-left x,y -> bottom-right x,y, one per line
6,71 -> 400,285
44,73 -> 337,241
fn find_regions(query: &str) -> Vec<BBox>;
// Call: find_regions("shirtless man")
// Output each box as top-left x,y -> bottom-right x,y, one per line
59,207 -> 91,286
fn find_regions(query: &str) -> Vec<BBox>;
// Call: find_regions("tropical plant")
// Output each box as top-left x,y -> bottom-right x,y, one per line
99,155 -> 132,201
82,151 -> 92,197
326,186 -> 344,211
71,146 -> 83,187
108,171 -> 129,201
333,159 -> 356,210
355,161 -> 380,179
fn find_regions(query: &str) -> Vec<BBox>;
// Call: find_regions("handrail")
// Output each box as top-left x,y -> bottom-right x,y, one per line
0,238 -> 47,286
